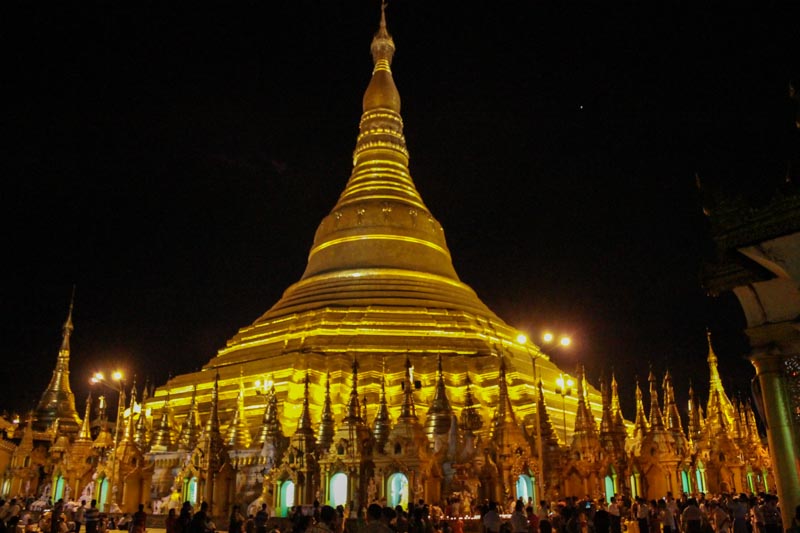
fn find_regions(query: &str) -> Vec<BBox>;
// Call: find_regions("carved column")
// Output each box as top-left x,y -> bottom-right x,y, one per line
750,347 -> 799,530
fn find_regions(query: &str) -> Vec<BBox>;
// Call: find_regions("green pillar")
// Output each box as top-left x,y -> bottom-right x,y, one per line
750,348 -> 800,532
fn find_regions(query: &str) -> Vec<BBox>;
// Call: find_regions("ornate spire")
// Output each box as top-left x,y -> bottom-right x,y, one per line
76,393 -> 93,442
459,374 -> 483,433
647,370 -> 665,430
294,3 -> 464,289
687,384 -> 705,443
536,380 -> 559,447
705,329 -> 735,427
225,374 -> 253,449
633,378 -> 649,440
572,366 -> 597,437
177,385 -> 201,451
123,379 -> 137,442
35,290 -> 82,432
201,372 -> 226,475
599,374 -> 613,435
400,356 -> 417,420
372,372 -> 391,453
744,401 -> 762,446
150,393 -> 174,451
317,371 -> 336,453
662,371 -> 685,437
256,380 -> 284,447
345,358 -> 362,423
610,373 -> 626,431
296,372 -> 314,434
290,372 -> 317,455
424,354 -> 453,443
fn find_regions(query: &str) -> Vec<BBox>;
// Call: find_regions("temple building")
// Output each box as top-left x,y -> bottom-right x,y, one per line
0,7 -> 778,518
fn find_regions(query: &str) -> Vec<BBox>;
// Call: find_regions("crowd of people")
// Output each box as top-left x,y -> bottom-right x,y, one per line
1,492 -> 798,533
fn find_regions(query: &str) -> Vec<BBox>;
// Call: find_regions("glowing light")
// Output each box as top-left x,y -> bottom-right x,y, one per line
556,375 -> 574,390
543,332 -> 554,343
112,371 -> 123,381
93,372 -> 104,382
516,333 -> 528,344
559,336 -> 571,347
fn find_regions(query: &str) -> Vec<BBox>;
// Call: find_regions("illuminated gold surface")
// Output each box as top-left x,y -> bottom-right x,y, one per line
151,4 -> 603,461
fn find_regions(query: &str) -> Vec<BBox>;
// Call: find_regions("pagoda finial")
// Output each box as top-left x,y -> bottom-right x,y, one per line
346,357 -> 361,422
459,373 -> 483,433
648,369 -> 664,429
297,372 -> 314,432
76,393 -> 93,441
400,356 -> 417,420
573,365 -> 597,436
177,384 -> 200,451
633,377 -> 649,439
124,378 -> 137,442
373,370 -> 391,453
225,375 -> 253,449
35,290 -> 82,432
425,354 -> 453,442
151,390 -> 174,451
317,371 -> 336,453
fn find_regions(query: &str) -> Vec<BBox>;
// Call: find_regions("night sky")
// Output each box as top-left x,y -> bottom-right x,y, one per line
3,4 -> 797,423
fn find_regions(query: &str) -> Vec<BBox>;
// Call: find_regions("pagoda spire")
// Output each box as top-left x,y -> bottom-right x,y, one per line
296,372 -> 314,434
610,373 -> 626,430
424,354 -> 453,444
256,379 -> 284,447
345,357 -> 362,423
400,356 -> 417,420
687,384 -> 705,443
296,3 -> 463,287
705,329 -> 735,427
123,379 -> 137,442
572,366 -> 597,436
177,385 -> 201,451
76,393 -> 93,442
662,370 -> 686,451
491,356 -> 518,434
372,371 -> 391,453
599,374 -> 613,436
633,378 -> 649,440
290,372 -> 317,454
647,369 -> 665,430
536,380 -> 558,446
459,374 -> 483,433
225,373 -> 253,449
35,290 -> 82,432
317,371 -> 336,454
151,392 -> 174,451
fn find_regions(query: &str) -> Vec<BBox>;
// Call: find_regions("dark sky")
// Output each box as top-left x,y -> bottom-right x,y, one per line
3,4 -> 797,423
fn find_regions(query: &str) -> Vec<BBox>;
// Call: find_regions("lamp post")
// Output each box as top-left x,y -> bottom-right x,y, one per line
554,373 -> 573,446
90,370 -> 125,508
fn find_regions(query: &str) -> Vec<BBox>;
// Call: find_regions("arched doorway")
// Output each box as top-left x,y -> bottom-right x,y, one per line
54,476 -> 65,501
681,470 -> 692,493
279,480 -> 295,517
184,477 -> 198,506
603,468 -> 616,504
387,473 -> 409,510
329,473 -> 348,507
695,461 -> 706,493
98,478 -> 109,512
515,474 -> 534,504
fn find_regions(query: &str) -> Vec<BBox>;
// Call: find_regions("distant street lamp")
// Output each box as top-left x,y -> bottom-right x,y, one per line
555,373 -> 574,446
90,370 -> 125,507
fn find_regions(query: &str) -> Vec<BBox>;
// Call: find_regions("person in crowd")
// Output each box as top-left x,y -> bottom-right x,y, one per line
594,501 -> 610,533
131,504 -> 147,533
84,500 -> 100,533
510,501 -> 528,533
359,503 -> 392,533
659,500 -> 677,533
308,506 -> 338,533
608,497 -> 621,533
527,505 -> 541,533
74,500 -> 86,533
482,502 -> 501,533
189,502 -> 213,533
165,509 -> 178,533
228,505 -> 245,533
681,498 -> 703,533
254,504 -> 269,533
761,496 -> 782,533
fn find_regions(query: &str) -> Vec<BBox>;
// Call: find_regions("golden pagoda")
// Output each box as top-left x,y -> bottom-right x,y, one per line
147,5 -> 603,513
